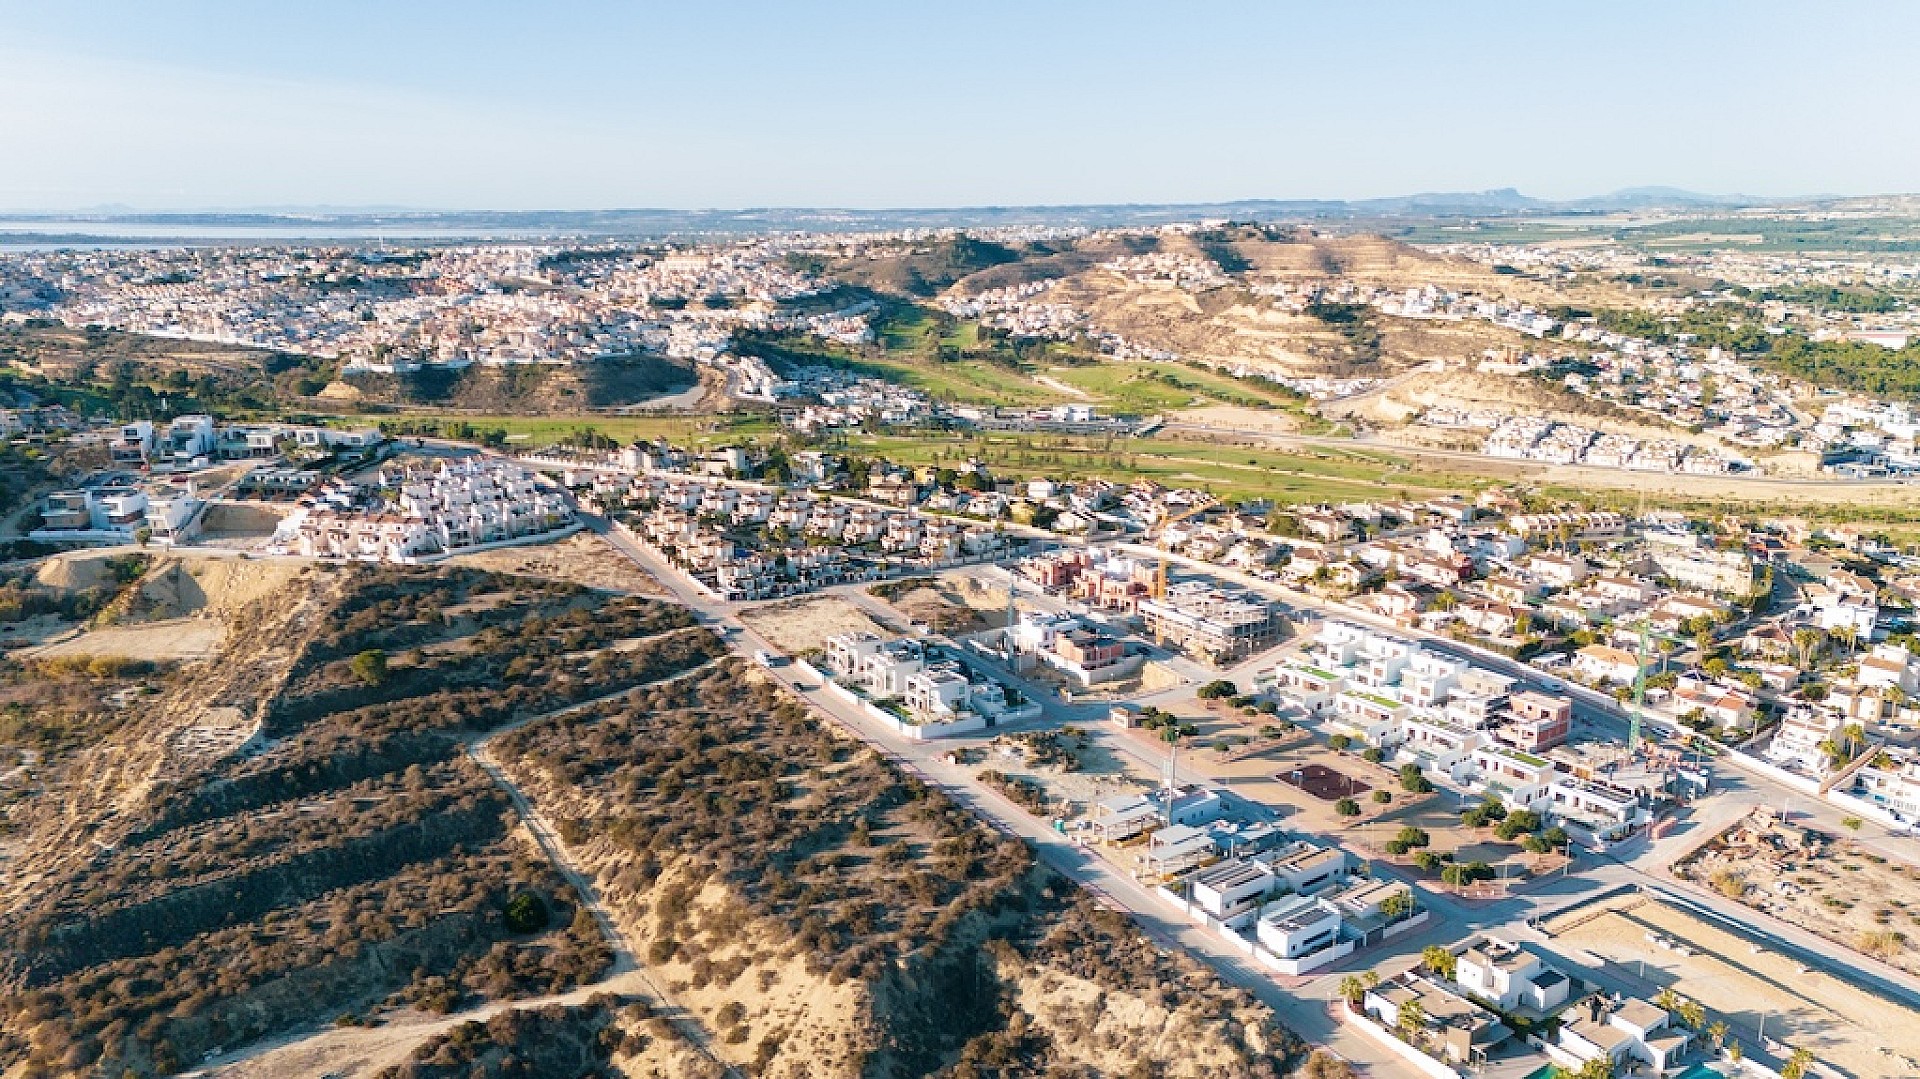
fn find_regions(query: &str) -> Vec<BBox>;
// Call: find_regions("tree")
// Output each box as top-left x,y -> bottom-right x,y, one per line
1329,733 -> 1353,751
1338,974 -> 1368,1006
1395,825 -> 1431,849
1380,889 -> 1415,921
1395,998 -> 1426,1039
504,891 -> 549,934
1832,624 -> 1858,658
1781,1047 -> 1815,1079
1678,1000 -> 1706,1031
1793,627 -> 1824,668
1420,945 -> 1457,981
1707,1019 -> 1729,1049
1334,797 -> 1361,817
1399,763 -> 1433,793
350,648 -> 389,686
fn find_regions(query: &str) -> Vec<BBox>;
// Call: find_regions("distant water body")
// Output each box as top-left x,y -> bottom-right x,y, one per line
0,220 -> 577,247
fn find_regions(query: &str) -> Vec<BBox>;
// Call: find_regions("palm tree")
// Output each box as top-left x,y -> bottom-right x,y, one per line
1832,624 -> 1858,658
1793,627 -> 1823,669
1654,987 -> 1681,1013
1338,974 -> 1368,1007
1678,999 -> 1707,1031
1782,1047 -> 1815,1079
1843,722 -> 1867,757
1395,998 -> 1426,1040
1707,1019 -> 1730,1049
1420,945 -> 1457,980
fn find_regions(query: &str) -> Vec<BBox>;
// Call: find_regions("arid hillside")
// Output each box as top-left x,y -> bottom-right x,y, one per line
0,557 -> 1300,1079
492,661 -> 1295,1079
0,564 -> 719,1078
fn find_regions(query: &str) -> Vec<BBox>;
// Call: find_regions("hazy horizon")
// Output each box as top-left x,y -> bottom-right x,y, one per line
4,1 -> 1918,212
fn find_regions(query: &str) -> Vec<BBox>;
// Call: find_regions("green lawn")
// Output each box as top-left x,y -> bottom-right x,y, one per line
328,411 -> 778,447
843,432 -> 1491,504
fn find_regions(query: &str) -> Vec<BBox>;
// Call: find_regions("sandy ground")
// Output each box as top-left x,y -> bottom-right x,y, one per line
445,532 -> 667,595
31,617 -> 227,660
19,553 -> 307,660
197,501 -> 289,541
1173,404 -> 1303,434
1677,816 -> 1920,976
135,555 -> 308,620
1549,897 -> 1920,1079
738,596 -> 890,654
32,550 -> 123,592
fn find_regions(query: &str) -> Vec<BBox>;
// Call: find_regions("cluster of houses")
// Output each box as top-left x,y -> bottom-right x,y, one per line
610,476 -> 1017,601
1767,638 -> 1920,778
268,458 -> 575,562
813,633 -> 1042,739
1002,608 -> 1145,686
1274,620 -> 1654,839
104,416 -> 383,472
33,418 -> 387,544
1480,417 -> 1748,474
1077,780 -> 1429,975
33,478 -> 205,545
1359,936 -> 1703,1076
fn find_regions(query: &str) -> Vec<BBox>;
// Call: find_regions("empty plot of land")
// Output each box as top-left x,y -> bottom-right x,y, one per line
738,595 -> 890,655
31,617 -> 226,660
445,532 -> 667,595
1550,896 -> 1920,1079
1677,814 -> 1920,977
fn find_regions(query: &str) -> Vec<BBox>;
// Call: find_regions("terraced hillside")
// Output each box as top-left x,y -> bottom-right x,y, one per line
0,557 -> 1298,1078
0,565 -> 721,1078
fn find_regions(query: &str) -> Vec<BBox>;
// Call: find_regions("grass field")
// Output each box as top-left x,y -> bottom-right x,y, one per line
840,431 -> 1491,503
327,411 -> 779,447
1049,361 -> 1307,414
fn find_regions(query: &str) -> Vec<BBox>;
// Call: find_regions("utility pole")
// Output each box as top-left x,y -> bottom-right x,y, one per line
1630,620 -> 1650,753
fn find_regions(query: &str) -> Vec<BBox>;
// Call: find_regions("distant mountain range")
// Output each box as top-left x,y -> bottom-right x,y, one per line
0,188 -> 1772,241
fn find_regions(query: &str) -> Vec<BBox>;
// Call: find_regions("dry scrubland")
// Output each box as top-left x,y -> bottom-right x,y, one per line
0,563 -> 720,1077
0,555 -> 1301,1078
494,663 -> 1294,1078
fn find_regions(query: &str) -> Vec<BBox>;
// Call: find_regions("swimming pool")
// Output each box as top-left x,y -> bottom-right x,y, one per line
1672,1065 -> 1726,1079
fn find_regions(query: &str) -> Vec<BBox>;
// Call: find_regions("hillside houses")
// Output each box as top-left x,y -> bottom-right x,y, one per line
271,458 -> 573,562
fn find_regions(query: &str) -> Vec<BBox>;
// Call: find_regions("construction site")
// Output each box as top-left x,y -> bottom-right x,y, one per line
1016,546 -> 1288,664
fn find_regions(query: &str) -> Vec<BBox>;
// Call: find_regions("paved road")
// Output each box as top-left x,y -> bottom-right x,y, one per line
591,516 -> 1430,1076
592,514 -> 1920,1075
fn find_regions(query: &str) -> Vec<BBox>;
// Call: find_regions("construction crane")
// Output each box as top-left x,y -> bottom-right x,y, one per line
1150,495 -> 1219,599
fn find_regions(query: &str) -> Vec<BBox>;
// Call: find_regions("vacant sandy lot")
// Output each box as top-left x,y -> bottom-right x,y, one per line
446,532 -> 666,595
1550,896 -> 1920,1079
33,616 -> 227,660
739,596 -> 891,654
1678,814 -> 1920,976
1173,404 -> 1304,435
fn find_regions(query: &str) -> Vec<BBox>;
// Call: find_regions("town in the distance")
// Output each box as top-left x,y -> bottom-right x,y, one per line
5,200 -> 1920,1079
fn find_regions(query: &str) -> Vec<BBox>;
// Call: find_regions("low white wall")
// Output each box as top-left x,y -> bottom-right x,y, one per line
1720,745 -> 1822,796
1341,1007 -> 1460,1079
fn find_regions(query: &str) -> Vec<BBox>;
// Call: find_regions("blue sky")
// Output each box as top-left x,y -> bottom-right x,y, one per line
2,1 -> 1917,211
